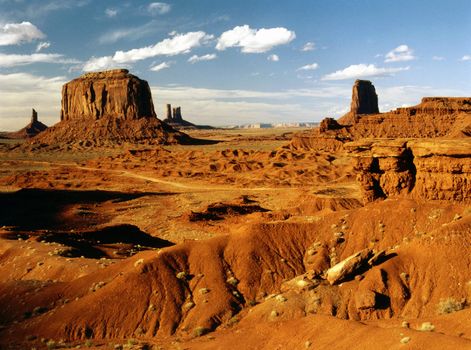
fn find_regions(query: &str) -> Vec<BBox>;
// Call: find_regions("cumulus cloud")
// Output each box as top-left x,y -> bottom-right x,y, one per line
85,31 -> 213,71
460,55 -> 471,61
0,21 -> 45,46
267,54 -> 279,62
384,44 -> 416,63
322,64 -> 409,81
150,61 -> 171,71
105,8 -> 118,17
297,63 -> 318,71
0,72 -> 65,130
35,41 -> 51,52
148,2 -> 171,15
0,53 -> 79,68
188,53 -> 217,63
215,25 -> 295,53
301,42 -> 315,51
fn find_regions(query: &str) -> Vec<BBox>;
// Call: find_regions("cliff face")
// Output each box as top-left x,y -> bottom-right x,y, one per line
345,139 -> 471,203
60,69 -> 156,121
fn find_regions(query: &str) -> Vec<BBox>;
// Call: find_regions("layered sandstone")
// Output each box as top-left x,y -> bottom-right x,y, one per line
60,69 -> 155,121
339,80 -> 379,125
28,70 -> 191,148
345,139 -> 471,202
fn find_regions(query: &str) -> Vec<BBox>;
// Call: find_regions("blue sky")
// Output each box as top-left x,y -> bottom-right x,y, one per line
0,0 -> 470,129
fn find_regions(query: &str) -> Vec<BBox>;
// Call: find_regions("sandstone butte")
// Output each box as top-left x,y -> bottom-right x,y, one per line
27,69 -> 191,148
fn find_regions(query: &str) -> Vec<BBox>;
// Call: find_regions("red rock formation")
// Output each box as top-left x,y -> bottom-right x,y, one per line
345,139 -> 471,202
290,80 -> 471,152
28,70 -> 191,148
8,108 -> 48,139
60,69 -> 155,121
340,80 -> 379,125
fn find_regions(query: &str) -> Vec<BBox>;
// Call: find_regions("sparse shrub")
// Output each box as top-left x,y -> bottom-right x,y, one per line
193,326 -> 209,337
275,294 -> 287,302
400,336 -> 411,344
46,340 -> 57,349
199,288 -> 210,295
226,276 -> 239,286
176,271 -> 189,280
437,297 -> 465,314
127,338 -> 138,346
134,258 -> 144,267
84,339 -> 93,347
419,322 -> 435,332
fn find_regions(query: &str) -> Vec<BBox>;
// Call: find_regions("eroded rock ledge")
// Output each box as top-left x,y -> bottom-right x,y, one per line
345,139 -> 471,202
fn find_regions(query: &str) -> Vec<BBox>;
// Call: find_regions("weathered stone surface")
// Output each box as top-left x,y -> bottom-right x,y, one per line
319,117 -> 342,133
173,107 -> 183,122
355,290 -> 377,310
350,80 -> 379,116
31,108 -> 38,123
166,104 -> 172,120
60,69 -> 156,121
346,139 -> 471,202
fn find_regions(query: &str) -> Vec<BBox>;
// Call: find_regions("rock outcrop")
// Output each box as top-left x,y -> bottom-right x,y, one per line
8,108 -> 48,138
339,80 -> 379,125
163,104 -> 213,130
28,70 -> 192,148
290,80 -> 471,152
60,69 -> 156,122
345,139 -> 471,202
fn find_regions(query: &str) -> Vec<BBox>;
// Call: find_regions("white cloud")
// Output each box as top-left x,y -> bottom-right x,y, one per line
460,55 -> 471,61
216,25 -> 295,53
0,53 -> 79,68
148,2 -> 171,15
85,31 -> 213,71
297,63 -> 318,71
188,53 -> 217,63
384,44 -> 416,63
432,56 -> 445,61
301,42 -> 315,51
0,21 -> 45,46
35,41 -> 51,52
0,72 -> 65,130
267,54 -> 279,62
322,64 -> 409,81
105,8 -> 118,17
150,61 -> 171,72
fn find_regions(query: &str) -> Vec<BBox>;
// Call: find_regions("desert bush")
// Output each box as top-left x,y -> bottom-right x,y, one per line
193,326 -> 209,337
437,297 -> 465,314
226,276 -> 239,286
419,322 -> 435,332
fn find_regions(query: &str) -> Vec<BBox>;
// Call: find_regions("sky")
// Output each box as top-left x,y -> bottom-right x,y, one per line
0,0 -> 470,130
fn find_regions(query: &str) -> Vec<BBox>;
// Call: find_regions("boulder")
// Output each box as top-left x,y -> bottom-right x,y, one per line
325,248 -> 373,285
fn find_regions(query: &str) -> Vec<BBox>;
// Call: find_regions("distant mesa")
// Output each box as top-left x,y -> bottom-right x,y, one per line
5,108 -> 48,139
28,69 -> 196,148
291,79 -> 471,151
163,103 -> 214,130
